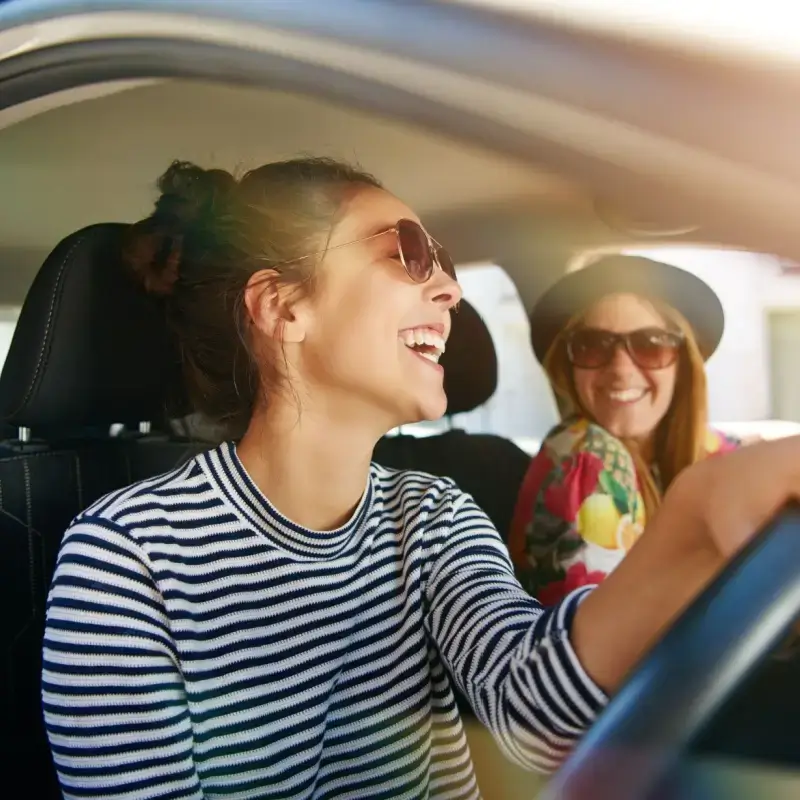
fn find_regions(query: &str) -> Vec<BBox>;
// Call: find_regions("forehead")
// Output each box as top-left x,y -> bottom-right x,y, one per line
581,292 -> 667,331
330,185 -> 421,243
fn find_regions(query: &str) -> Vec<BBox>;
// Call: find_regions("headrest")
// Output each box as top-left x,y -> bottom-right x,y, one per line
441,300 -> 497,415
0,222 -> 496,429
0,223 -> 183,429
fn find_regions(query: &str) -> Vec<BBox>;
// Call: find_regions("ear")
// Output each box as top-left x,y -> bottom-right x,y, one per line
244,269 -> 307,344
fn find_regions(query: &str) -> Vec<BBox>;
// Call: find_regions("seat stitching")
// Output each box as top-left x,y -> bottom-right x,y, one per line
0,505 -> 42,537
0,502 -> 43,648
14,237 -> 85,416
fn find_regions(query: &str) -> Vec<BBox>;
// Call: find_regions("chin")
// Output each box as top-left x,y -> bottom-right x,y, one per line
608,421 -> 656,442
601,416 -> 645,440
402,392 -> 448,426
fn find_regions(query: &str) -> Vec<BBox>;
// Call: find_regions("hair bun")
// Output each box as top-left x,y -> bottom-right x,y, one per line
155,160 -> 237,229
124,160 -> 238,296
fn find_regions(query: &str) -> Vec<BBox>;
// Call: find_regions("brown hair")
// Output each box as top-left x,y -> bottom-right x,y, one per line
124,158 -> 382,439
543,298 -> 709,518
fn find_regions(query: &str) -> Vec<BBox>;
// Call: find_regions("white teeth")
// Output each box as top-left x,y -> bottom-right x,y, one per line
399,328 -> 446,361
608,388 -> 646,402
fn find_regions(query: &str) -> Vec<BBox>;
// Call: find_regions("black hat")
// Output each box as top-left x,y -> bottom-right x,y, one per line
529,254 -> 724,364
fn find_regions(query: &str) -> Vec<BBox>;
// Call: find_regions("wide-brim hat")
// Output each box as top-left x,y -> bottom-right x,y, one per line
529,254 -> 725,364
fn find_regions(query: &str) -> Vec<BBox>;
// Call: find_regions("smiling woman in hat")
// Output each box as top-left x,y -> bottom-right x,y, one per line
508,254 -> 739,603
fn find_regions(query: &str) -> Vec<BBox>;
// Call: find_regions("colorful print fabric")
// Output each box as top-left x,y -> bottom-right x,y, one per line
509,416 -> 738,606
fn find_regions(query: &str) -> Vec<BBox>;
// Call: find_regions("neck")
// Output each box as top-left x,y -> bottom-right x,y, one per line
626,432 -> 656,464
638,435 -> 656,463
235,398 -> 382,531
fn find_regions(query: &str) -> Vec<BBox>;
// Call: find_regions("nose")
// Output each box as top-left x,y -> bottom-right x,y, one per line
427,267 -> 462,312
606,340 -> 639,375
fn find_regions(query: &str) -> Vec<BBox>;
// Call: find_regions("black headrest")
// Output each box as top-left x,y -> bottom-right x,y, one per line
0,223 -> 183,429
0,222 -> 496,429
441,300 -> 497,415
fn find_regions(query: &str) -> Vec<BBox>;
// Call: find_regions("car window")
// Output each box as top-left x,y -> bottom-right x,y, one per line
0,306 -> 19,369
394,262 -> 558,450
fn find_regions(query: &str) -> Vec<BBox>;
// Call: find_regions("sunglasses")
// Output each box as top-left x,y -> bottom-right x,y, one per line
566,327 -> 684,370
269,218 -> 457,285
381,218 -> 457,285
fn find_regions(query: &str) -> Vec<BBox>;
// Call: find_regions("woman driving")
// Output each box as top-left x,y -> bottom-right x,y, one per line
509,255 -> 739,603
42,161 -> 800,800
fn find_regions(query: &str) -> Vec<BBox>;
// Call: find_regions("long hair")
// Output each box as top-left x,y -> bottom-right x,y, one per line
542,298 -> 708,519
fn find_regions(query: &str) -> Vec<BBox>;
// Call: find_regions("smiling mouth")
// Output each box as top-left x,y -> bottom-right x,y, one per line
399,328 -> 446,365
607,388 -> 648,404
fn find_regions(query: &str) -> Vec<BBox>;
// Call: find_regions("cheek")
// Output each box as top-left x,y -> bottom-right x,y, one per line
650,367 -> 678,408
308,278 -> 409,372
572,370 -> 595,408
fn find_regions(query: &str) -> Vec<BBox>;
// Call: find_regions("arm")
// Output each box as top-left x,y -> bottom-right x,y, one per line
42,518 -> 205,800
509,422 -> 644,605
425,489 -> 607,772
430,435 -> 800,772
571,428 -> 770,692
570,501 -> 723,693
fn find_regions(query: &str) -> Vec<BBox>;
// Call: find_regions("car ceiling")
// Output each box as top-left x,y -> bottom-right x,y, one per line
1,0 -> 800,314
0,77 -> 620,309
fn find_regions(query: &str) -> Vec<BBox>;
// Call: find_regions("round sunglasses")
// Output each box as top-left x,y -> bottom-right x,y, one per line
566,327 -> 684,370
268,218 -> 456,285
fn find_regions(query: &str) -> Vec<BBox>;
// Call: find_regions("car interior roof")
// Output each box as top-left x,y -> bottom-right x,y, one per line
0,77 -> 631,310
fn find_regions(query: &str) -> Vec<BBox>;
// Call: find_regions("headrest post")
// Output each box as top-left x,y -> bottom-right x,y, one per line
138,421 -> 152,435
18,426 -> 31,443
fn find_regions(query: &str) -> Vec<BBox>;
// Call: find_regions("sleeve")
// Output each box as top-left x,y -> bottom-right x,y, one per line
509,421 -> 645,606
423,489 -> 608,773
42,518 -> 205,800
705,427 -> 743,454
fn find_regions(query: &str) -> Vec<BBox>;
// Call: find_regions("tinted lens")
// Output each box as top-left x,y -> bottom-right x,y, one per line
627,329 -> 682,370
567,328 -> 682,369
397,219 -> 433,282
435,246 -> 457,281
567,329 -> 615,368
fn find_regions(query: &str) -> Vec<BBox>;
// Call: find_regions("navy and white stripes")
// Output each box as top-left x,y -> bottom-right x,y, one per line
43,442 -> 606,799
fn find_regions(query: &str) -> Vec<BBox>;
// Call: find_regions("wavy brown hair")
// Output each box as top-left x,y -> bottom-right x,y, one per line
543,297 -> 709,519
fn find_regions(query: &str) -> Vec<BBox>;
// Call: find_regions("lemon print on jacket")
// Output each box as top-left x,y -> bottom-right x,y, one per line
576,494 -> 621,549
705,428 -> 722,453
576,493 -> 645,551
616,510 -> 644,552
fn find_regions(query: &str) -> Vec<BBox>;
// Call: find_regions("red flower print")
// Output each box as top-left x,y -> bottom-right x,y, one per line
543,452 -> 604,521
509,451 -> 555,563
537,562 -> 607,607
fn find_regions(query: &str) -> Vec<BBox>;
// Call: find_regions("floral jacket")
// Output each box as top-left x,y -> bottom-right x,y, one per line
508,416 -> 739,606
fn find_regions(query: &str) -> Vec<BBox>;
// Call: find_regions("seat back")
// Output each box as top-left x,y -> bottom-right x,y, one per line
0,223 -> 207,799
374,299 -> 530,541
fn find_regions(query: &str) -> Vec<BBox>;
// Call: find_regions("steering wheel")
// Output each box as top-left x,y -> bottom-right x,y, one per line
539,504 -> 800,800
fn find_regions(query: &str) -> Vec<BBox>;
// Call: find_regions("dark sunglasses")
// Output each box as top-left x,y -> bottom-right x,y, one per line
382,218 -> 457,285
269,218 -> 457,285
566,327 -> 684,370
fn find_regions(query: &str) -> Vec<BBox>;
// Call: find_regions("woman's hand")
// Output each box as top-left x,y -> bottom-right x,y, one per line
571,435 -> 800,693
664,434 -> 800,559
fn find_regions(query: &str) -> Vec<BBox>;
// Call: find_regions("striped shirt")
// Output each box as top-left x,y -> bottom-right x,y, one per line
43,442 -> 606,799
